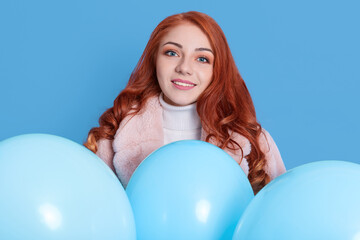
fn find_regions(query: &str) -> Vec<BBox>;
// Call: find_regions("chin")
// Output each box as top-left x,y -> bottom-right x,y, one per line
172,99 -> 194,106
164,93 -> 197,106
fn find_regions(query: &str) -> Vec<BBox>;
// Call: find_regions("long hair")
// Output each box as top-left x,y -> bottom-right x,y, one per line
85,11 -> 269,194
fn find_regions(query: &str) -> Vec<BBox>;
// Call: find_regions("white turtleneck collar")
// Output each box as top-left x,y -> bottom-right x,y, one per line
159,93 -> 202,144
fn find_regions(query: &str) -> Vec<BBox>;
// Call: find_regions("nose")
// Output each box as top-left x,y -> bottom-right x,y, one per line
175,57 -> 193,75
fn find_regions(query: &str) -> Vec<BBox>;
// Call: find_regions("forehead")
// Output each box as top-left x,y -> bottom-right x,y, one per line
160,23 -> 212,49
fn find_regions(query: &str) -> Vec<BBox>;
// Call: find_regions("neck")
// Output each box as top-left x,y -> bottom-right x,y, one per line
159,93 -> 201,131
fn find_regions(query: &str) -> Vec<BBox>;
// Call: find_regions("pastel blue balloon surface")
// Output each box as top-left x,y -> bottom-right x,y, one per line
233,160 -> 360,240
0,134 -> 136,240
126,140 -> 254,240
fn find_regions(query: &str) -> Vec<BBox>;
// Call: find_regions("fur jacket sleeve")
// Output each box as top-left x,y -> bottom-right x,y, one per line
95,97 -> 286,188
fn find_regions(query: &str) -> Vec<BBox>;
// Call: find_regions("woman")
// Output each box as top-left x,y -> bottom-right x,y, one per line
85,11 -> 286,194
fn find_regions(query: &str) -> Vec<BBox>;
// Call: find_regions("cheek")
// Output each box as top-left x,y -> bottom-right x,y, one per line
156,59 -> 173,90
156,59 -> 165,81
200,67 -> 213,86
156,57 -> 170,78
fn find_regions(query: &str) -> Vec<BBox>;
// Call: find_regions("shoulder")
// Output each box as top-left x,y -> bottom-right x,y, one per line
258,128 -> 273,153
117,95 -> 161,130
95,138 -> 115,172
113,95 -> 163,150
117,95 -> 161,127
258,128 -> 286,180
96,95 -> 161,158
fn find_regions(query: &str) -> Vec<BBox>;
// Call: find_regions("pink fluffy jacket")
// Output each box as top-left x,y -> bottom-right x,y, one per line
96,96 -> 286,188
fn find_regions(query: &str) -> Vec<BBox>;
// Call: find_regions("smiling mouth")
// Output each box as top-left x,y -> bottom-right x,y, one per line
171,79 -> 197,87
172,81 -> 196,87
171,79 -> 197,90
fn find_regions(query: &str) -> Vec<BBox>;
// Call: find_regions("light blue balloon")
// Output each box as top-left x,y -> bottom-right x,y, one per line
0,134 -> 136,240
233,160 -> 360,240
126,140 -> 254,240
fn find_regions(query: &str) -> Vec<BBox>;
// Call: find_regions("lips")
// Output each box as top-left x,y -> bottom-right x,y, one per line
171,79 -> 196,90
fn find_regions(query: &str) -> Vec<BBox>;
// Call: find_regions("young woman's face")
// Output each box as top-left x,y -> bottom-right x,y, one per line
156,23 -> 214,106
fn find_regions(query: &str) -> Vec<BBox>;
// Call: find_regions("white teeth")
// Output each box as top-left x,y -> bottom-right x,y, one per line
173,81 -> 195,87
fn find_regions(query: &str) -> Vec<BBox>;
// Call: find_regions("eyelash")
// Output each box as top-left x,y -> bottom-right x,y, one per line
197,56 -> 209,63
165,50 -> 178,57
164,50 -> 210,64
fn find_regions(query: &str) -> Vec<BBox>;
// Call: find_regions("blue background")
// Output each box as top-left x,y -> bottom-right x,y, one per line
1,0 -> 359,169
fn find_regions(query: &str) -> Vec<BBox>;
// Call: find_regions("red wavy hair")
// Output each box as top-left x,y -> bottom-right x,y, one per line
85,11 -> 269,194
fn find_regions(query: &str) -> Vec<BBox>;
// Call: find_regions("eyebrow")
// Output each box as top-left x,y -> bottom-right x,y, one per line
163,41 -> 214,54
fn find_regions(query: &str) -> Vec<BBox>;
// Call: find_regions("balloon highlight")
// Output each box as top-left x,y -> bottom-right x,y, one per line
0,134 -> 136,240
126,140 -> 254,240
233,160 -> 360,240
